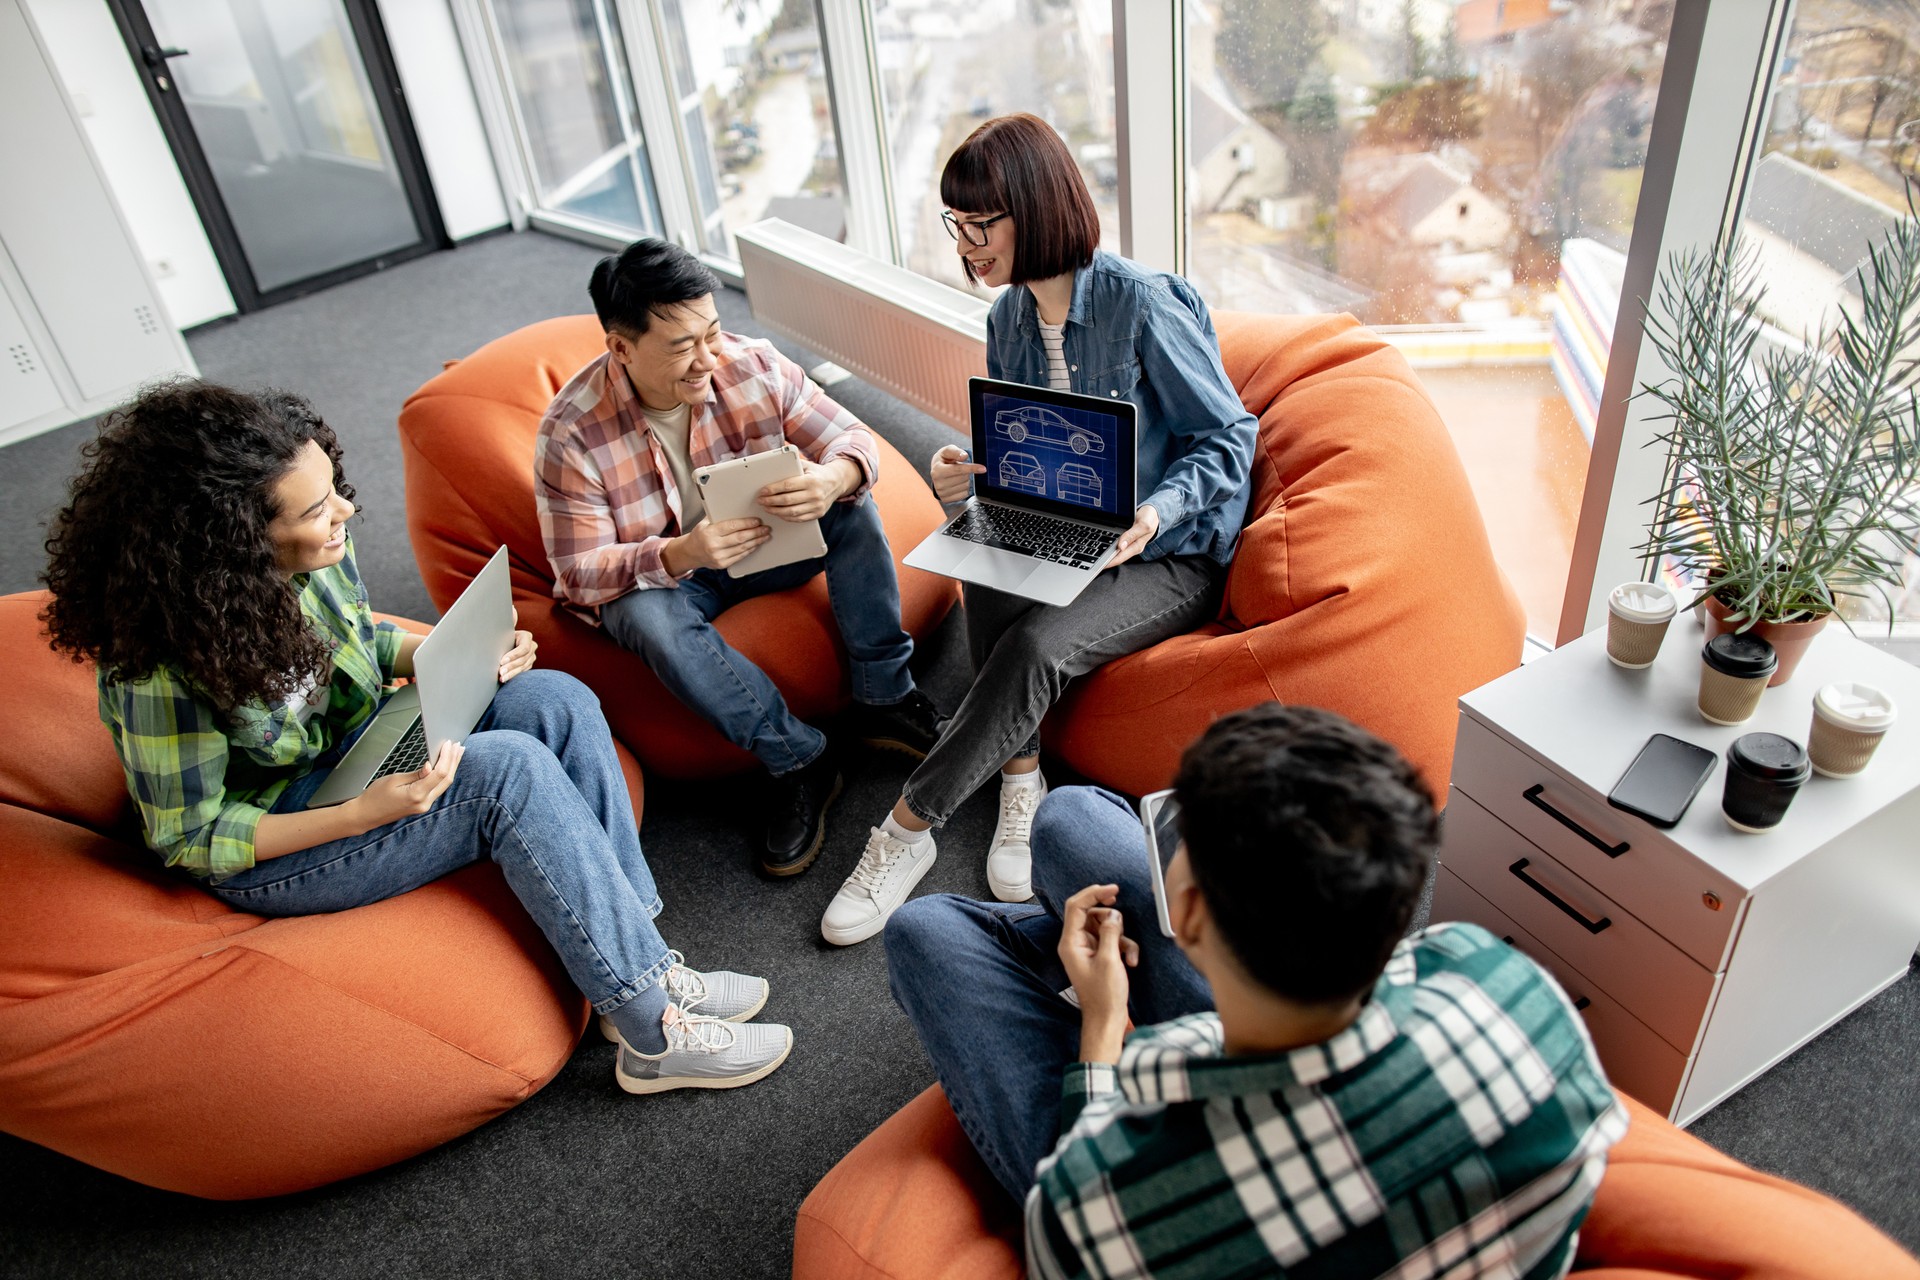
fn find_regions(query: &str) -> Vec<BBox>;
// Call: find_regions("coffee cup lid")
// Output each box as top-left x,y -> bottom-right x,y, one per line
1703,631 -> 1778,679
1728,732 -> 1810,782
1609,581 -> 1677,624
1814,682 -> 1896,731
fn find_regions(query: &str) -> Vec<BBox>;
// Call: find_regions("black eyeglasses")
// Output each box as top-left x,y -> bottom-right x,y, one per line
941,210 -> 1010,247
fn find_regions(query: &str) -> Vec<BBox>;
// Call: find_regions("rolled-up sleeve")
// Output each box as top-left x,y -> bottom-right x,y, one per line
1136,292 -> 1256,539
774,354 -> 879,500
371,619 -> 407,682
536,428 -> 680,603
107,675 -> 266,879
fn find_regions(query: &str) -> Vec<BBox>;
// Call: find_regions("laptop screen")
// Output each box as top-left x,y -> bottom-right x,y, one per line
970,378 -> 1136,528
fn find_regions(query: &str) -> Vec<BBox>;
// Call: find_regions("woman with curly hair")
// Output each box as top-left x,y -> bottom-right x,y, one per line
42,380 -> 793,1094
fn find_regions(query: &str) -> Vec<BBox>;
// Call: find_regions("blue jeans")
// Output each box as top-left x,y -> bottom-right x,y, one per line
210,670 -> 672,1019
884,786 -> 1214,1201
598,498 -> 914,776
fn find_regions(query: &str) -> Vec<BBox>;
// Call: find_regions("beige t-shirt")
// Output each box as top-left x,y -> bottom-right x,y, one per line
642,400 -> 706,531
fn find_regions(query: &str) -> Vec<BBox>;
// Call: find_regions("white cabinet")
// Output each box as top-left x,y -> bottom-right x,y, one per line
1437,623 -> 1920,1125
0,0 -> 194,445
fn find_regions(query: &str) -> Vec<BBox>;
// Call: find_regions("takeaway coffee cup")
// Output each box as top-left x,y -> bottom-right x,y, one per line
1698,632 -> 1777,725
1807,682 -> 1897,778
1721,733 -> 1812,833
1606,581 -> 1678,669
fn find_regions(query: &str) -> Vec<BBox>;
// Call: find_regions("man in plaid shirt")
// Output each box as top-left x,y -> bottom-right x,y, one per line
536,239 -> 946,876
886,704 -> 1625,1279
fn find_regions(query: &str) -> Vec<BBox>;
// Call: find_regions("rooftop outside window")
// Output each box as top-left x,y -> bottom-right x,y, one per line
1184,0 -> 1674,639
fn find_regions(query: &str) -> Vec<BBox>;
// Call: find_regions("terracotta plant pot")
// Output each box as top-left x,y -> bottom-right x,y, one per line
1701,594 -> 1830,686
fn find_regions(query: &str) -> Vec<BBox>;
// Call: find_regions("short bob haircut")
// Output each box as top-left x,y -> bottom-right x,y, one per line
940,113 -> 1100,286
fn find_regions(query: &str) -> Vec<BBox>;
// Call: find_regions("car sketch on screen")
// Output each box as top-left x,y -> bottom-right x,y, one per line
1056,462 -> 1101,507
998,451 -> 1046,494
994,405 -> 1105,455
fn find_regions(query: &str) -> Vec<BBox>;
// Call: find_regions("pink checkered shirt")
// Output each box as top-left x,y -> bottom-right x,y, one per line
535,334 -> 879,610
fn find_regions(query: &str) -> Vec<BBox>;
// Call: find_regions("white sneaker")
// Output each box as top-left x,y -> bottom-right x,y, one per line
986,776 -> 1048,903
598,951 -> 770,1043
820,827 -> 938,946
614,1010 -> 793,1094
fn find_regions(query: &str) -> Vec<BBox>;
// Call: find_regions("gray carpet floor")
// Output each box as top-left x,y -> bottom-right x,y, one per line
1,231 -> 1914,1277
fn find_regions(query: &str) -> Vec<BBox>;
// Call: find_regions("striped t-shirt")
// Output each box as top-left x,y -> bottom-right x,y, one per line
1038,320 -> 1070,391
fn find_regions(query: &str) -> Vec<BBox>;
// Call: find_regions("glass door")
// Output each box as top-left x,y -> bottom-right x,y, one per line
112,0 -> 443,309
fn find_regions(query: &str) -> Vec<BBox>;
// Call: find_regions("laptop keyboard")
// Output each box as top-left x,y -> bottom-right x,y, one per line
369,717 -> 430,781
948,505 -> 1114,568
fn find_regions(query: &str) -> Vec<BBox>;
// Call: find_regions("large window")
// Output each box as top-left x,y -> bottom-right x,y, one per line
1733,0 -> 1920,637
655,0 -> 846,257
1183,0 -> 1672,639
489,0 -> 660,234
871,0 -> 1119,286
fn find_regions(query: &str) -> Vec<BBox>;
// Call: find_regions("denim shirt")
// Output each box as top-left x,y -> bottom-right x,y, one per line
986,251 -> 1257,565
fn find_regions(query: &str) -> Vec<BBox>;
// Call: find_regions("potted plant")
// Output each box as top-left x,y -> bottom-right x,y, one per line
1636,205 -> 1920,684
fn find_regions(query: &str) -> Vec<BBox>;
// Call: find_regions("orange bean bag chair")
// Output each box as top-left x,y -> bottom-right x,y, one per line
0,591 -> 637,1199
1045,311 -> 1525,799
792,1084 -> 1920,1280
397,316 -> 958,779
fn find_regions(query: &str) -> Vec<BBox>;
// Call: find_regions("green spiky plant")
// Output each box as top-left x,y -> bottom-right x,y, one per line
1637,205 -> 1920,630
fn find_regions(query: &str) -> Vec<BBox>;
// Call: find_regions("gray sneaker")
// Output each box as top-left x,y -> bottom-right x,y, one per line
599,952 -> 769,1043
614,1013 -> 794,1094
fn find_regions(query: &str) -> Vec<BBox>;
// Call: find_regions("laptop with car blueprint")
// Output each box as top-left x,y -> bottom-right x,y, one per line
905,377 -> 1137,607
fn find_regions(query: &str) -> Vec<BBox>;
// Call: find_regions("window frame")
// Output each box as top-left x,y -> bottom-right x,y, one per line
463,0 -> 1920,654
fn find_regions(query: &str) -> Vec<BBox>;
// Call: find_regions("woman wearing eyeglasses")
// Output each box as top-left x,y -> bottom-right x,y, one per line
818,112 -> 1257,946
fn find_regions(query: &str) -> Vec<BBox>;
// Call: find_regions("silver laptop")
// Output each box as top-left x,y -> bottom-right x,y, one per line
306,546 -> 516,808
905,377 -> 1138,607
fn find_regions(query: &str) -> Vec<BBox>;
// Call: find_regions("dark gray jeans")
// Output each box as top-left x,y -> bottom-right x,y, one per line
901,554 -> 1224,826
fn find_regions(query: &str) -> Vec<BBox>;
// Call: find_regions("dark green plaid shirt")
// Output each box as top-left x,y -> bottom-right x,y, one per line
1027,923 -> 1627,1280
97,539 -> 405,880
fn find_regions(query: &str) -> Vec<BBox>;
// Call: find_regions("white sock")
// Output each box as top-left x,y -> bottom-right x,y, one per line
882,813 -> 932,846
1001,768 -> 1044,791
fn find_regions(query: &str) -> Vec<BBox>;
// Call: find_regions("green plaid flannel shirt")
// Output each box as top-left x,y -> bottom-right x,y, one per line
1027,922 -> 1627,1280
98,538 -> 405,880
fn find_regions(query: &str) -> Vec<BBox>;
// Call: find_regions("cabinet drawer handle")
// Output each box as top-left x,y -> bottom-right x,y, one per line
1508,858 -> 1612,934
1523,785 -> 1629,858
1573,996 -> 1592,1012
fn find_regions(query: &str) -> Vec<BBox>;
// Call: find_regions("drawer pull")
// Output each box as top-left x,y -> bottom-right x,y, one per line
1508,858 -> 1613,934
1523,785 -> 1629,858
1573,996 -> 1592,1012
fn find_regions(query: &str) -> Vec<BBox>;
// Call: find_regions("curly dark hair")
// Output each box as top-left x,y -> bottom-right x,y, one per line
41,380 -> 355,714
1173,703 -> 1438,1005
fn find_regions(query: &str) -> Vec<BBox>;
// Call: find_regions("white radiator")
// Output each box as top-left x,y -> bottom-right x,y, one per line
735,219 -> 989,431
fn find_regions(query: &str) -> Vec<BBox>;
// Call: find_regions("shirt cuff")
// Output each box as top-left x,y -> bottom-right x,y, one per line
372,620 -> 407,682
821,437 -> 878,502
1058,1061 -> 1120,1132
1143,488 -> 1185,535
634,535 -> 690,589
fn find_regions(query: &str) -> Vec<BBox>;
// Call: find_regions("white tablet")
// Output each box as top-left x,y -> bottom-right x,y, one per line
692,445 -> 828,579
1140,787 -> 1182,938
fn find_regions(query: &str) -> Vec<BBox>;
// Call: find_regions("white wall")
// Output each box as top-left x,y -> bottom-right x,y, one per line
376,0 -> 509,241
24,0 -> 235,329
24,0 -> 509,339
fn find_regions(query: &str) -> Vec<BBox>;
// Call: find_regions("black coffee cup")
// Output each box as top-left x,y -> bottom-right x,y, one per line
1721,733 -> 1811,833
1698,633 -> 1778,725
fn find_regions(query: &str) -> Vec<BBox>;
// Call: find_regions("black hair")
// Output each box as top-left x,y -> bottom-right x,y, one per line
588,237 -> 721,338
1173,703 -> 1437,1005
42,381 -> 354,714
941,112 -> 1101,286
